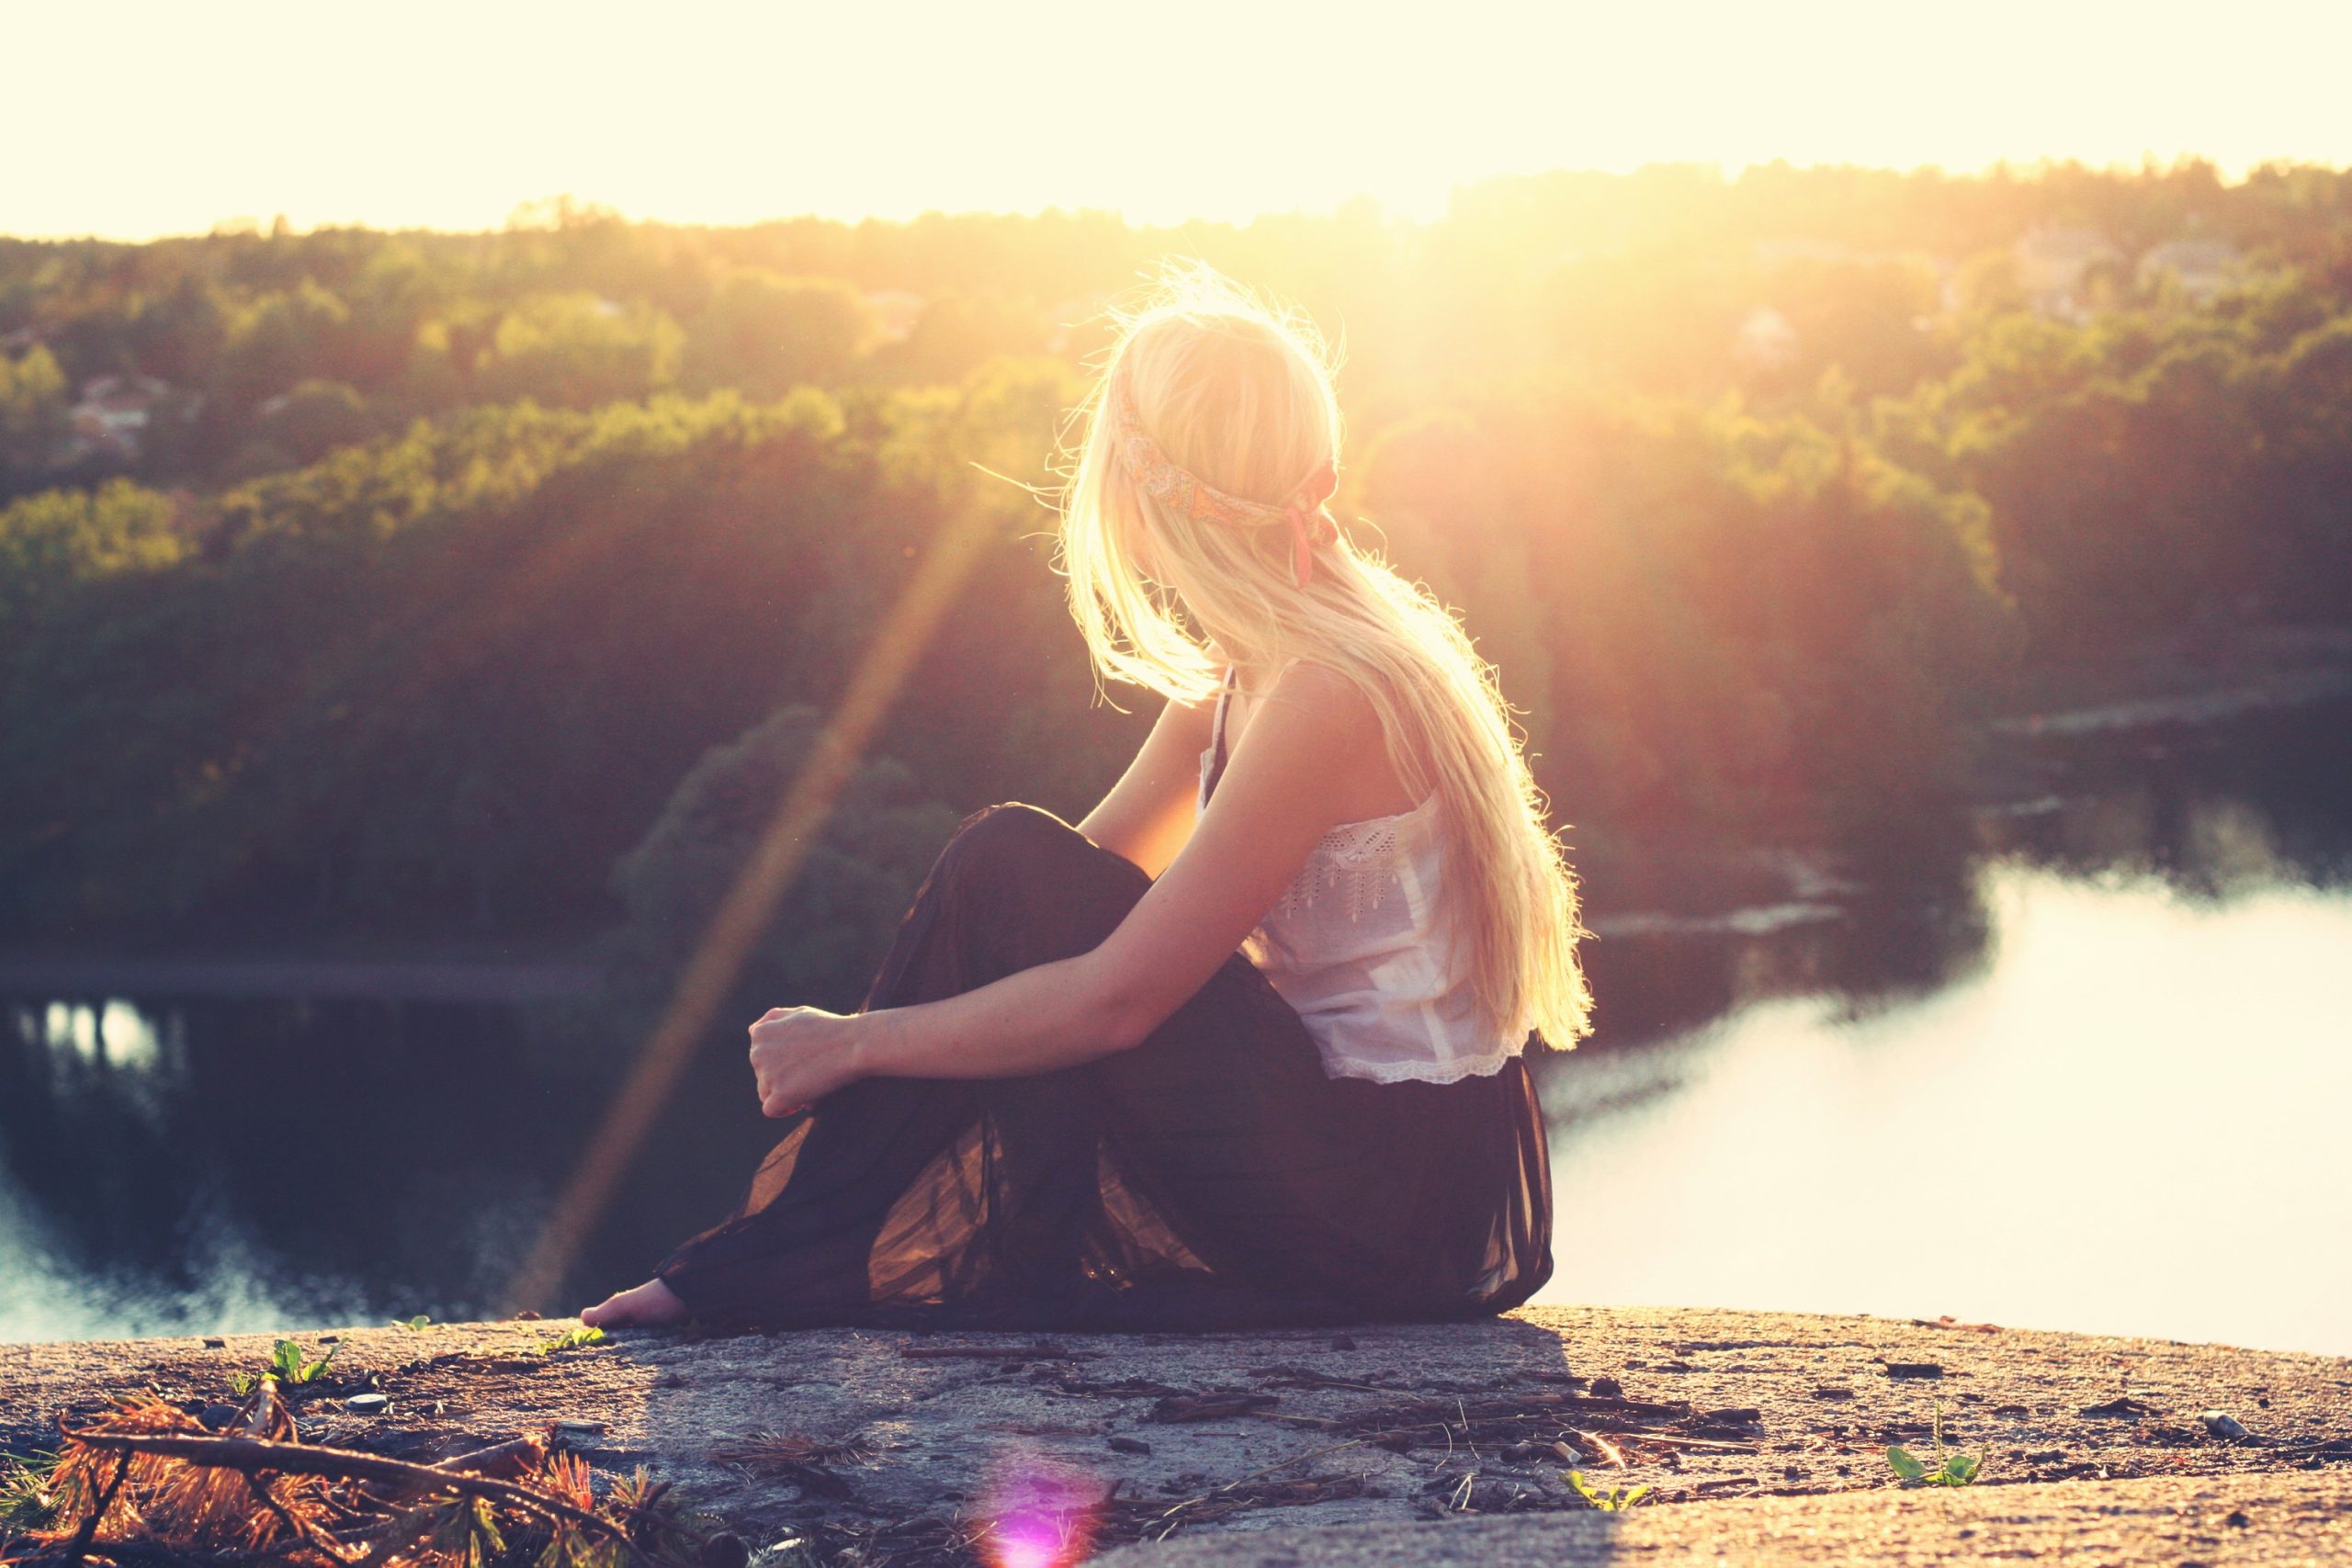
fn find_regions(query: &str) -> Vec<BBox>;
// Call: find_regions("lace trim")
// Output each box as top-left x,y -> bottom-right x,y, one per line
1273,819 -> 1405,920
1319,1045 -> 1525,1086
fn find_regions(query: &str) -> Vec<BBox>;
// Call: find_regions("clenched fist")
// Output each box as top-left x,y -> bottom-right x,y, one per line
748,1006 -> 865,1118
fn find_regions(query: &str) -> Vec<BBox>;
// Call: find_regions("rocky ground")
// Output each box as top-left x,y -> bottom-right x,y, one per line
1093,1470 -> 2352,1567
5,1305 -> 2347,1564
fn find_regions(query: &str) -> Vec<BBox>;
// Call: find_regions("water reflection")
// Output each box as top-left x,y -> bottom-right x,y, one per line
1532,861 -> 2352,1356
1534,698 -> 2352,1357
0,990 -> 787,1342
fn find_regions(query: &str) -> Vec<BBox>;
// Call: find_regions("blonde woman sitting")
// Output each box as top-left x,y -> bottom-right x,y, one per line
584,264 -> 1591,1332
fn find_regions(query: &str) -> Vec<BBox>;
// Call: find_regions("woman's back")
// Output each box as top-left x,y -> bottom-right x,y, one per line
1197,665 -> 1531,1085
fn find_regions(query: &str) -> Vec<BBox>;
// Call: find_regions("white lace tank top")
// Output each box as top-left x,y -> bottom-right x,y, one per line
1196,666 -> 1530,1086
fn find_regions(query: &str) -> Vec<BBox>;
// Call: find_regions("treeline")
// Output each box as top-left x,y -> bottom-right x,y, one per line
9,161 -> 2352,498
5,162 -> 2352,1010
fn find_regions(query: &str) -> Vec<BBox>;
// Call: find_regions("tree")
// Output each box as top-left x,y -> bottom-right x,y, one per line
0,344 -> 69,482
684,270 -> 876,396
477,292 -> 685,409
254,378 -> 377,465
604,704 -> 963,1020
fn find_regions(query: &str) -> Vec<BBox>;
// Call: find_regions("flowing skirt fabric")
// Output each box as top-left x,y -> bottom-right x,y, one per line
654,802 -> 1555,1332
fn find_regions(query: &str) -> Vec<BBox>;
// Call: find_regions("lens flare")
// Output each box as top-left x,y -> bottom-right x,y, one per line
977,1454 -> 1103,1568
499,491 -> 1000,1314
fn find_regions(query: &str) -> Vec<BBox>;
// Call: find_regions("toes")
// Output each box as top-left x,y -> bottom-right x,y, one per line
576,1280 -> 684,1331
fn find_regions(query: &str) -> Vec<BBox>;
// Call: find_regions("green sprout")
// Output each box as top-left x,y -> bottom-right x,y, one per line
394,1314 -> 434,1332
1565,1469 -> 1651,1510
268,1338 -> 338,1386
1886,1398 -> 1984,1487
0,1450 -> 61,1533
536,1325 -> 607,1354
427,1495 -> 508,1568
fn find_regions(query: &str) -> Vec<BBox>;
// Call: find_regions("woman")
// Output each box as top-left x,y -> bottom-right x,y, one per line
582,262 -> 1593,1332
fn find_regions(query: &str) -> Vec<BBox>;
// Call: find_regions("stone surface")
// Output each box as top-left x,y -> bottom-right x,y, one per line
1099,1471 -> 2352,1566
5,1305 -> 2348,1562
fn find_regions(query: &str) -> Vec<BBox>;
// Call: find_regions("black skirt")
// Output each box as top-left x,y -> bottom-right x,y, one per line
654,802 -> 1555,1331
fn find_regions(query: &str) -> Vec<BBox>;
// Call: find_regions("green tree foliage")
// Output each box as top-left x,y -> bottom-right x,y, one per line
1,159 -> 2350,981
603,703 -> 962,1020
217,279 -> 353,410
2244,313 -> 2352,617
0,477 -> 185,634
1360,382 -> 2015,858
0,344 -> 69,480
476,292 -> 685,409
249,378 -> 378,468
0,369 -> 1109,941
861,288 -> 1050,386
683,270 -> 875,397
1880,271 -> 2352,650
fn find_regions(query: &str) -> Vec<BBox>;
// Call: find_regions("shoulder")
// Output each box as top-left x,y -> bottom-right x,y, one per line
1256,659 -> 1381,749
1270,657 -> 1372,711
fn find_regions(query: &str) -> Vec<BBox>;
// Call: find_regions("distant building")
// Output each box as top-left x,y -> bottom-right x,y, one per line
2013,224 -> 2122,321
2136,237 -> 2242,305
62,373 -> 188,464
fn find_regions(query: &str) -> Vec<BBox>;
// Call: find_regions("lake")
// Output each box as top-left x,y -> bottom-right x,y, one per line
6,695 -> 2349,1353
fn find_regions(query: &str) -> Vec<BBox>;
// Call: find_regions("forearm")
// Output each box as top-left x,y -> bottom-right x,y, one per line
1078,792 -> 1198,880
854,953 -> 1153,1081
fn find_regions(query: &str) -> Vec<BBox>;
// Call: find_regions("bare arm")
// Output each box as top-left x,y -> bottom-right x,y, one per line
1076,690 -> 1216,879
747,663 -> 1375,1110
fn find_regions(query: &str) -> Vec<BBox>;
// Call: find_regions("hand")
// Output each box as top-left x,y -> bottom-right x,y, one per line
747,1005 -> 865,1118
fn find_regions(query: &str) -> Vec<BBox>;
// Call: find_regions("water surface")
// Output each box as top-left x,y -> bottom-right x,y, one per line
1532,859 -> 2352,1355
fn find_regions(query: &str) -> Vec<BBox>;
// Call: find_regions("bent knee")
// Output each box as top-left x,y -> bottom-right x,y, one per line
937,802 -> 1083,887
947,801 -> 1078,858
935,801 -> 1147,928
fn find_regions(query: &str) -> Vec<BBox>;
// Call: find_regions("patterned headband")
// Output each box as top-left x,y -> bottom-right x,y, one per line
1106,373 -> 1340,588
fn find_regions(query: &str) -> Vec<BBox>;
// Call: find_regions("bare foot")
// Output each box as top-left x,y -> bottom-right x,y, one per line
579,1278 -> 688,1329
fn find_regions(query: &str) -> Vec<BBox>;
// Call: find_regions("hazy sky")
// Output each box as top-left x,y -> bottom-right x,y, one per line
14,0 -> 2351,241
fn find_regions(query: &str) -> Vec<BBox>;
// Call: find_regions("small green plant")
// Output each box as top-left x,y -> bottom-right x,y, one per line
427,1495 -> 507,1568
1565,1469 -> 1650,1510
1887,1398 -> 1984,1487
227,1371 -> 258,1398
537,1325 -> 607,1354
394,1314 -> 435,1332
0,1450 -> 61,1533
268,1337 -> 338,1385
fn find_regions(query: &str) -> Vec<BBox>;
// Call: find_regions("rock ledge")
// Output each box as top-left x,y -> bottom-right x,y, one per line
5,1306 -> 2346,1564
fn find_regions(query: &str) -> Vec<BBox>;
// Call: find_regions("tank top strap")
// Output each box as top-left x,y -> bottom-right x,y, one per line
1210,660 -> 1314,789
1211,664 -> 1238,762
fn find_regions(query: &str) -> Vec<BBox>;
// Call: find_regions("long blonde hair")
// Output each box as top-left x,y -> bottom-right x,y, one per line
1052,259 -> 1594,1051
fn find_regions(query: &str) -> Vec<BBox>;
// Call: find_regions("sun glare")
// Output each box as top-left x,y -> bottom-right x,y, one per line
7,1 -> 2349,241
